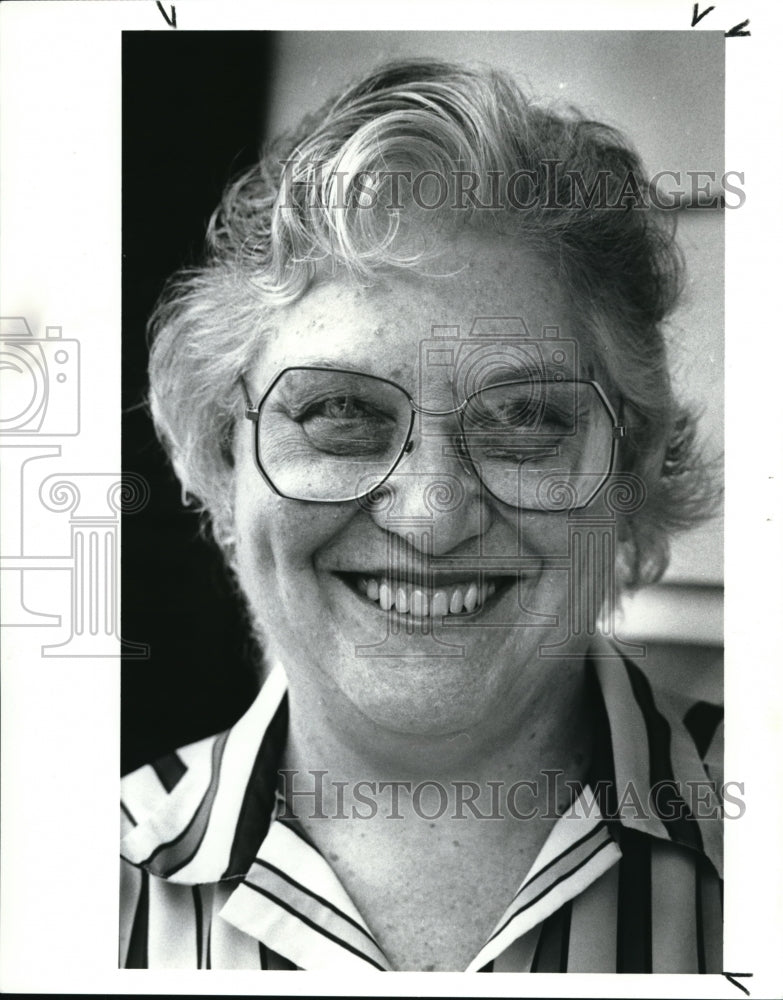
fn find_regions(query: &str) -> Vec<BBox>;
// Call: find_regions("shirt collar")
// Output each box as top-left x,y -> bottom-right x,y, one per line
588,636 -> 722,877
121,640 -> 721,968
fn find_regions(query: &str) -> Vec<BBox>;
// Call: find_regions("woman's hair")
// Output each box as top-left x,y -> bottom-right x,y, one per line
148,59 -> 720,589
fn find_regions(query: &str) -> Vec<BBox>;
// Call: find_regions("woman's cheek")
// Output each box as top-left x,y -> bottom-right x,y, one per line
236,491 -> 352,586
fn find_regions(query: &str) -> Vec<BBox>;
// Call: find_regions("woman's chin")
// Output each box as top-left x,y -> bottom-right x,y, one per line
311,644 -> 532,747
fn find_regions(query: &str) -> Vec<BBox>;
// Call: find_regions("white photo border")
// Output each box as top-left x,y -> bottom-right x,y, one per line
0,1 -> 780,997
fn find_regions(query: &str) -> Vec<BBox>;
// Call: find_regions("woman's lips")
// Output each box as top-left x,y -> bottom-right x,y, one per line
336,572 -> 517,619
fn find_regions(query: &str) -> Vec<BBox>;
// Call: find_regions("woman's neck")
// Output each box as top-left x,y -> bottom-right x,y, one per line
275,656 -> 599,972
277,654 -> 598,826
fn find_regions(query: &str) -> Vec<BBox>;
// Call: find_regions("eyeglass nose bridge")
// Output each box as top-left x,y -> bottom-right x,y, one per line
409,399 -> 465,418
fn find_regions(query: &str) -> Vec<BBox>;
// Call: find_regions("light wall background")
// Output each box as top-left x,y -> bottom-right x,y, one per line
267,32 -> 724,178
264,31 -> 724,666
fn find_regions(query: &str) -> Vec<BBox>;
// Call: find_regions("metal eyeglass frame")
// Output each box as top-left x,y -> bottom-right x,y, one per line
240,366 -> 626,510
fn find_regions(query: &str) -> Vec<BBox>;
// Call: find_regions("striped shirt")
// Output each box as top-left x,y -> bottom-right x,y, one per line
120,638 -> 724,972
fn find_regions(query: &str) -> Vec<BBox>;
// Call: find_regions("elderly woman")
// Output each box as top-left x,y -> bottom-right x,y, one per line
120,60 -> 722,973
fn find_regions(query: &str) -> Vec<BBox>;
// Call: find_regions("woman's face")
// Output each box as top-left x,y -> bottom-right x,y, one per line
233,230 -> 601,744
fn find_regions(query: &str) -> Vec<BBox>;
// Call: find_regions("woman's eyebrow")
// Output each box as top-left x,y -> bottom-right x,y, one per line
283,359 -> 374,374
477,360 -> 579,383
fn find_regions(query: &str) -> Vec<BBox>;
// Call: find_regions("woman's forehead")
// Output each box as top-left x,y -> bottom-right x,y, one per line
251,233 -> 597,390
254,342 -> 589,410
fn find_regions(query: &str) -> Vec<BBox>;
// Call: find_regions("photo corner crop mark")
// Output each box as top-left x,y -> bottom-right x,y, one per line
691,3 -> 751,36
155,1 -> 177,29
723,971 -> 753,996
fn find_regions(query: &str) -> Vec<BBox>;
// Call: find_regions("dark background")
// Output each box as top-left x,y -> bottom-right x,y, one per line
121,33 -> 276,774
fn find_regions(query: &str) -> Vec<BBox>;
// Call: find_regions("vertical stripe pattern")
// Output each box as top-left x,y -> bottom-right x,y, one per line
617,830 -> 652,972
650,839 -> 698,972
147,877 -> 201,968
566,860 -> 619,971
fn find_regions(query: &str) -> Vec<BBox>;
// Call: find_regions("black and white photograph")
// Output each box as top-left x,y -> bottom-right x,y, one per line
1,2 -> 780,996
121,29 -> 730,975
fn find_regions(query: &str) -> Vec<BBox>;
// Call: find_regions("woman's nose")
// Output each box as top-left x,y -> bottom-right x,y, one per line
364,429 -> 493,556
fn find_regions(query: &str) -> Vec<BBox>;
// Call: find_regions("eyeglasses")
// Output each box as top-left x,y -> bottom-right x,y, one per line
241,366 -> 625,510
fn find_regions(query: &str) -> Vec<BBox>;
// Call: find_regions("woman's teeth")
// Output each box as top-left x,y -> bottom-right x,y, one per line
356,577 -> 496,617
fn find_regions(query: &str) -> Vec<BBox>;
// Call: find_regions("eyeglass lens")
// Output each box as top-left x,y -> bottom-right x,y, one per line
255,368 -> 614,508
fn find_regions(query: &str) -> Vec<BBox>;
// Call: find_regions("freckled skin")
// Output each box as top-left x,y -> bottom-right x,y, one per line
234,229 -> 596,756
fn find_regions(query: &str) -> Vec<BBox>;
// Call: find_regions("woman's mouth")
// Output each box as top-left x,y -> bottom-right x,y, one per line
337,573 -> 516,619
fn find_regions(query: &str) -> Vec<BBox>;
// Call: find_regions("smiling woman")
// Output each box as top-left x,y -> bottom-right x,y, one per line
120,58 -> 723,973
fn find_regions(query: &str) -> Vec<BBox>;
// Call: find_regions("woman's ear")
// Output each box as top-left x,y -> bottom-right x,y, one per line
209,510 -> 238,572
207,467 -> 240,573
219,436 -> 236,469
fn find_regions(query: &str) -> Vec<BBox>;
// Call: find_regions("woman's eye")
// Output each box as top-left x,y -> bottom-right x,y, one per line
301,395 -> 371,421
472,405 -> 569,433
480,443 -> 560,461
287,395 -> 398,457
